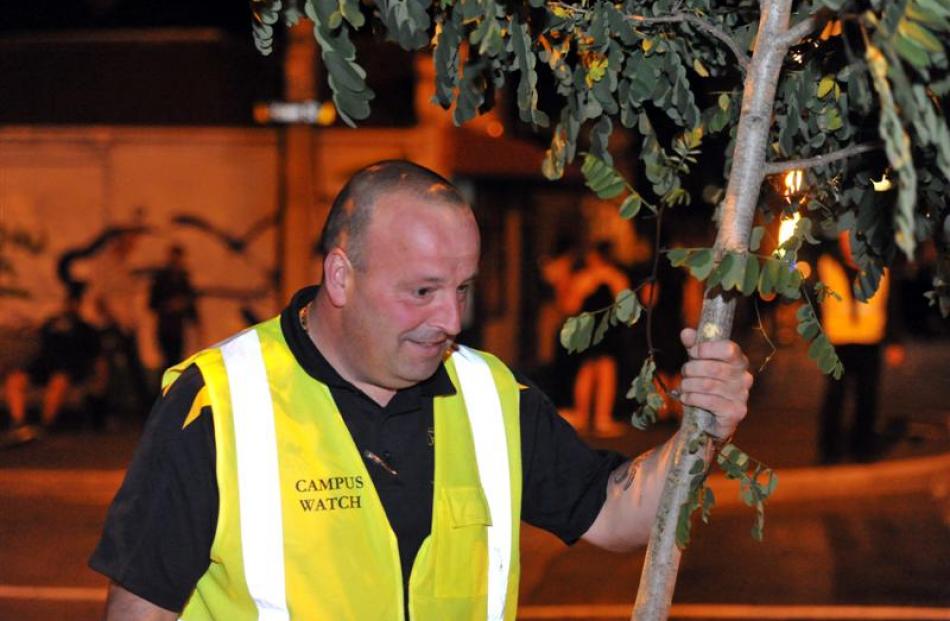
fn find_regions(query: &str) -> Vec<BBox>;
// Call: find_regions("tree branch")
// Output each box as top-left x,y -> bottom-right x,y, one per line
776,14 -> 819,48
549,3 -> 750,71
763,142 -> 881,175
628,13 -> 751,71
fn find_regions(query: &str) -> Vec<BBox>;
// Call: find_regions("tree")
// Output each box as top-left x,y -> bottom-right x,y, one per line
252,0 -> 949,618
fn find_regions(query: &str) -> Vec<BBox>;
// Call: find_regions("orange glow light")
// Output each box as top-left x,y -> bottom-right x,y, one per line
783,169 -> 803,201
777,168 -> 804,255
317,102 -> 337,127
252,103 -> 270,125
778,212 -> 801,247
486,121 -> 504,138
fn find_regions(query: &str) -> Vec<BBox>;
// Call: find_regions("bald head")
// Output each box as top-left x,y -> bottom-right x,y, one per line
319,160 -> 468,268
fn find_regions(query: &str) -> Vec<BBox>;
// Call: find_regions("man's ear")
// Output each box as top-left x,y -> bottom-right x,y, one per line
322,248 -> 352,307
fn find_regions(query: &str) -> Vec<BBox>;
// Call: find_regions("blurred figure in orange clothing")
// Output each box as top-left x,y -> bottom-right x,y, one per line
817,232 -> 903,463
563,242 -> 630,437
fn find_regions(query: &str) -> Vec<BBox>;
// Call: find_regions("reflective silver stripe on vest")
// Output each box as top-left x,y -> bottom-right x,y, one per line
220,330 -> 290,621
451,346 -> 512,621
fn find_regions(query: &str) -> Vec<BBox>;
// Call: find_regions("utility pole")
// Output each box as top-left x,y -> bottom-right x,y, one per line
260,19 -> 325,303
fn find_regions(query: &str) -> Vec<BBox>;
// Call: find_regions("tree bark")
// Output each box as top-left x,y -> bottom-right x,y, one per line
631,2 -> 812,619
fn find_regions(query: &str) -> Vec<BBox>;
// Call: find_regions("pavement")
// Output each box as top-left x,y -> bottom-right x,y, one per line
0,338 -> 948,620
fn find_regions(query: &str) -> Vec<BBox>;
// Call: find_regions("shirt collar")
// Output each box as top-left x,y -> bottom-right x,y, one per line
279,286 -> 456,399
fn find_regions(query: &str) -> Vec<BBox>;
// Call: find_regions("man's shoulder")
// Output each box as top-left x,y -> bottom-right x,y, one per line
161,364 -> 208,415
509,369 -> 555,411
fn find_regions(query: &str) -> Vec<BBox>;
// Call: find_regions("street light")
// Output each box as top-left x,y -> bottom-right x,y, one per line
253,100 -> 336,126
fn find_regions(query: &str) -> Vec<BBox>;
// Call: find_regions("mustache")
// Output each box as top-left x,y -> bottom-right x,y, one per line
405,330 -> 454,345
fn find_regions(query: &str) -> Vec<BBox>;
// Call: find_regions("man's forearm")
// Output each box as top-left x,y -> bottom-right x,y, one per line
102,583 -> 178,621
580,432 -> 683,552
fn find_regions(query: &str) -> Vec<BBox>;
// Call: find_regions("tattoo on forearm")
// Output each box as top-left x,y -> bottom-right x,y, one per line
611,449 -> 654,492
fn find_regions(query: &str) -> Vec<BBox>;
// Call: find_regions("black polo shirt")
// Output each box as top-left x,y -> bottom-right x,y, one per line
90,287 -> 624,612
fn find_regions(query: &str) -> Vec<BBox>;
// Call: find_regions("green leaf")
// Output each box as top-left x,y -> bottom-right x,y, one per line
631,405 -> 658,431
740,484 -> 758,506
618,193 -> 643,219
375,0 -> 431,50
825,107 -> 843,131
668,247 -> 689,267
559,316 -> 577,351
432,11 -> 462,108
797,318 -> 820,341
581,153 -> 627,199
627,357 -> 657,402
693,58 -> 710,78
899,19 -> 944,53
702,486 -> 716,524
574,312 -> 595,352
615,289 -> 642,325
759,258 -> 782,296
833,362 -> 845,380
807,334 -> 828,360
818,346 -> 838,373
339,0 -> 364,28
722,252 -> 746,291
686,248 -> 715,281
749,226 -> 765,252
796,303 -> 814,323
593,310 -> 610,346
781,269 -> 803,300
324,51 -> 367,93
452,59 -> 488,126
718,93 -> 730,111
511,17 -> 550,128
676,500 -> 693,549
866,42 -> 917,260
741,254 -> 760,295
706,256 -> 727,289
893,33 -> 931,68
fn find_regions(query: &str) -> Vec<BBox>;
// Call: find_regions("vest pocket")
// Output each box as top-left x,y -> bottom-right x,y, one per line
434,486 -> 491,598
445,485 -> 493,527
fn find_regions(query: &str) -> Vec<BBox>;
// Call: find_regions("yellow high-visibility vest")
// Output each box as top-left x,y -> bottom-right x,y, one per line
162,316 -> 522,620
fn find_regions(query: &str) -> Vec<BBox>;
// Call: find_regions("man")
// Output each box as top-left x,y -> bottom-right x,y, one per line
91,161 -> 752,620
148,244 -> 201,370
816,232 -> 901,463
4,285 -> 104,433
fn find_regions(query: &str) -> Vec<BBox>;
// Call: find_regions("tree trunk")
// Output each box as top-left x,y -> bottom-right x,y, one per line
632,2 -> 810,618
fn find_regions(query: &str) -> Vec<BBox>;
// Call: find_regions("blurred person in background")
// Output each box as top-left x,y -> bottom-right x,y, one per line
3,285 -> 106,438
148,244 -> 201,370
562,241 -> 630,437
538,233 -> 582,413
817,232 -> 904,464
87,229 -> 153,414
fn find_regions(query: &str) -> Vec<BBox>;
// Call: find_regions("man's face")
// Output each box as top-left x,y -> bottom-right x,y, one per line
339,191 -> 480,392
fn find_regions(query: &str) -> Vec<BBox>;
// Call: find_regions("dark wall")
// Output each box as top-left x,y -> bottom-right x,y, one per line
0,33 -> 279,125
0,0 -> 415,127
